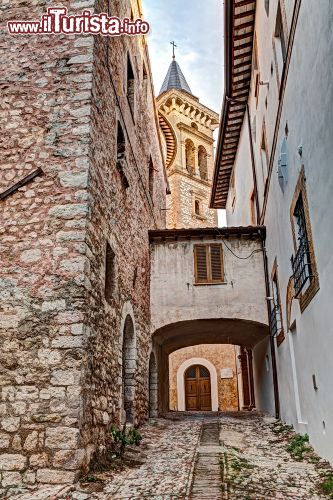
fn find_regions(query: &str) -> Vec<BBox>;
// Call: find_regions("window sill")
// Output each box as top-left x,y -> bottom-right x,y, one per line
299,276 -> 320,313
276,329 -> 285,346
193,214 -> 207,221
194,281 -> 228,286
126,96 -> 135,123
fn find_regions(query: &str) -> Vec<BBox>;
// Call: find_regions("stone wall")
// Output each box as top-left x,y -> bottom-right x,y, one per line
169,345 -> 239,411
0,0 -> 166,487
167,174 -> 217,229
82,0 -> 166,455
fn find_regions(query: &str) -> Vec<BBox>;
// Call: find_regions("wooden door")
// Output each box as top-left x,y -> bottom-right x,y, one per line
185,365 -> 212,411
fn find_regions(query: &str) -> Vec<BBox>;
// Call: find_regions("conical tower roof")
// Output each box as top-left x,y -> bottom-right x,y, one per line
159,59 -> 192,95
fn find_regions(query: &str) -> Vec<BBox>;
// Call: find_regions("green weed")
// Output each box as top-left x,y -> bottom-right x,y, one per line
286,433 -> 311,461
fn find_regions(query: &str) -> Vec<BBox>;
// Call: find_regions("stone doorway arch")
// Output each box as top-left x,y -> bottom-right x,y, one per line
122,314 -> 137,423
177,357 -> 218,411
148,352 -> 158,417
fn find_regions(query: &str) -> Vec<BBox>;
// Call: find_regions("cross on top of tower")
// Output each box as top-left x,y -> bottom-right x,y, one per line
170,41 -> 177,59
159,42 -> 192,95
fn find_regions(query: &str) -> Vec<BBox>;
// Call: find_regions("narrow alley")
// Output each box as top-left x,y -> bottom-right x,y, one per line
10,413 -> 333,500
1,0 -> 333,497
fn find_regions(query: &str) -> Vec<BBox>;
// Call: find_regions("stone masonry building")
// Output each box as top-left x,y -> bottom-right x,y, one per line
0,0 -> 167,487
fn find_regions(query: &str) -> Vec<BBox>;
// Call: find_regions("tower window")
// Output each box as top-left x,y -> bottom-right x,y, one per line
127,54 -> 135,118
194,244 -> 224,285
105,242 -> 115,302
194,200 -> 200,215
198,146 -> 208,181
185,139 -> 195,176
265,0 -> 270,16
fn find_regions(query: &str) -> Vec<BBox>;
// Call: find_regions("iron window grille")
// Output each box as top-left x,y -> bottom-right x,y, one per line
291,197 -> 313,297
270,304 -> 281,338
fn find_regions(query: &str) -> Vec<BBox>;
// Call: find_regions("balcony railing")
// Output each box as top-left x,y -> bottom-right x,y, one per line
291,242 -> 313,297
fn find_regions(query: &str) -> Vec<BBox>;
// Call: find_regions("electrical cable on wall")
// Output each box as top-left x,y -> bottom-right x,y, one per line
215,228 -> 263,260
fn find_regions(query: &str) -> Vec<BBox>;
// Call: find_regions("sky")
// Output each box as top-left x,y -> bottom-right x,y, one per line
142,0 -> 224,114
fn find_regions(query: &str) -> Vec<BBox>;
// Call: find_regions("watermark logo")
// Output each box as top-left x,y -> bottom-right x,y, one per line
7,7 -> 150,36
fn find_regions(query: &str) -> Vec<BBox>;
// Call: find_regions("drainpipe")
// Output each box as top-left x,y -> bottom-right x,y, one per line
225,96 -> 280,419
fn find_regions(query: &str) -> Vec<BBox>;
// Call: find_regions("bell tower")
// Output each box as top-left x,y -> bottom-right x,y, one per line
157,49 -> 219,229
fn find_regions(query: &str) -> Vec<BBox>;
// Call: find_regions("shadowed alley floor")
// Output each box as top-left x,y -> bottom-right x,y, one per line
7,412 -> 333,499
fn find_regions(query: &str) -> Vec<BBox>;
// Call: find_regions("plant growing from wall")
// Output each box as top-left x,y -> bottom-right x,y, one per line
110,423 -> 142,458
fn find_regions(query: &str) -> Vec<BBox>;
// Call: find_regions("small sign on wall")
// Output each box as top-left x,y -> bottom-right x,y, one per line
220,368 -> 233,379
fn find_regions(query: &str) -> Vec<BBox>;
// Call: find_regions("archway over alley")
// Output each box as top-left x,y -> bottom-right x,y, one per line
152,318 -> 269,413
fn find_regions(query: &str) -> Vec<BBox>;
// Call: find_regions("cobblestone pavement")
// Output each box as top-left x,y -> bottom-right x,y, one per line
5,412 -> 333,499
218,412 -> 332,499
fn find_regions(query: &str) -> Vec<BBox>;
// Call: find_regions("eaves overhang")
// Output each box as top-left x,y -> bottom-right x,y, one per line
149,225 -> 266,242
210,0 -> 256,209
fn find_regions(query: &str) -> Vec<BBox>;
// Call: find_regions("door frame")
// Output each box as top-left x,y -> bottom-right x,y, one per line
176,357 -> 218,411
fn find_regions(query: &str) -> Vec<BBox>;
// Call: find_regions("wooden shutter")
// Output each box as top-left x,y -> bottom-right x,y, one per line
194,245 -> 208,283
210,244 -> 224,282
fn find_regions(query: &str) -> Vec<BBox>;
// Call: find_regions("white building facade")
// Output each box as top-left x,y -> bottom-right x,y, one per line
211,0 -> 333,462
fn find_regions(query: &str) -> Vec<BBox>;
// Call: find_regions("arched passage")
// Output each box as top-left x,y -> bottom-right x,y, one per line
122,314 -> 137,423
153,318 -> 269,413
148,352 -> 158,417
177,357 -> 218,411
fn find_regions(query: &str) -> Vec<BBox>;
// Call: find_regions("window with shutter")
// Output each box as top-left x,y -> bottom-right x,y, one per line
210,244 -> 223,282
194,245 -> 208,283
194,244 -> 224,284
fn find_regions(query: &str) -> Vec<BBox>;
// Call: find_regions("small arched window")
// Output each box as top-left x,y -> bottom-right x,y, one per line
143,62 -> 148,99
195,200 -> 200,215
185,139 -> 195,175
116,121 -> 129,189
117,121 -> 126,160
105,242 -> 115,302
198,145 -> 208,181
149,156 -> 154,199
127,54 -> 135,117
